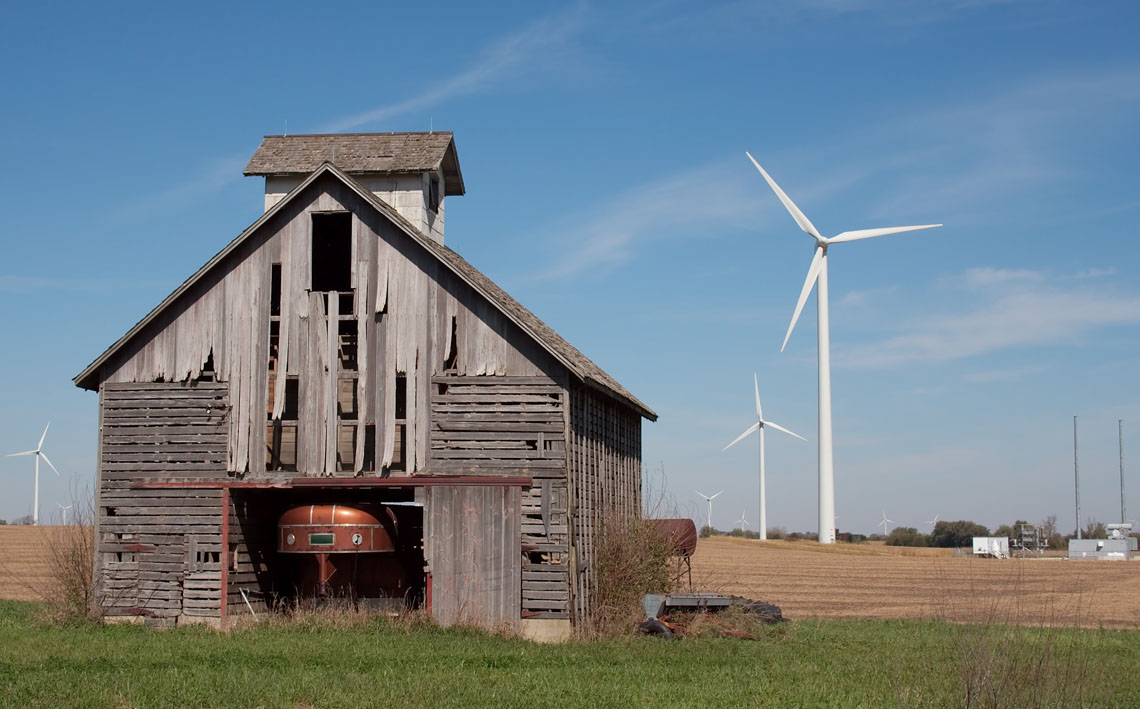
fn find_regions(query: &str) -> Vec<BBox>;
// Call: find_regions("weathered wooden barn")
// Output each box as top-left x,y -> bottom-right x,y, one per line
74,133 -> 656,638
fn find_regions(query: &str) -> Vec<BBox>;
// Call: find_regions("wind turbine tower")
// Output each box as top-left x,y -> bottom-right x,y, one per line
7,423 -> 61,526
747,154 -> 942,543
879,511 -> 894,536
736,510 -> 750,531
722,374 -> 805,539
696,490 -> 723,532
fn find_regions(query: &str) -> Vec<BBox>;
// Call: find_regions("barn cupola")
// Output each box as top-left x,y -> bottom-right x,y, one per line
244,132 -> 465,244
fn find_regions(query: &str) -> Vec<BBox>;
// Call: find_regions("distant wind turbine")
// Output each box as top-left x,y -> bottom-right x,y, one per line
879,511 -> 894,536
735,510 -> 750,531
696,490 -> 723,532
7,423 -> 61,526
925,514 -> 940,531
747,153 -> 942,544
722,374 -> 806,540
57,503 -> 73,526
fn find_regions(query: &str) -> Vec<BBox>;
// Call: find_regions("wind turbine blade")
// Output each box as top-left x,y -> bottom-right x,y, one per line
781,246 -> 824,351
38,452 -> 61,477
696,491 -> 709,500
725,424 -> 761,453
827,224 -> 942,244
8,450 -> 37,457
711,491 -> 724,499
37,422 -> 50,451
763,420 -> 807,441
723,423 -> 760,451
745,153 -> 823,240
753,373 -> 763,420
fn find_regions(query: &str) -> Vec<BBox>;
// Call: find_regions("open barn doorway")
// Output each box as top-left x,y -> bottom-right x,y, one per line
227,487 -> 425,614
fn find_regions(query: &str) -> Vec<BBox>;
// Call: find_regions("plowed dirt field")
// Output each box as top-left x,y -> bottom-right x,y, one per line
2,528 -> 1136,629
0,526 -> 60,601
690,536 -> 1140,629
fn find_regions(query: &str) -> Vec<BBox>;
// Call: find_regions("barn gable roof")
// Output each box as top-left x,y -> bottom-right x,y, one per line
74,163 -> 655,420
245,132 -> 465,196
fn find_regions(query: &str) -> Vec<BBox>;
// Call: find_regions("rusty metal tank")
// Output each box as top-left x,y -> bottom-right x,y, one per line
277,504 -> 407,604
278,504 -> 396,554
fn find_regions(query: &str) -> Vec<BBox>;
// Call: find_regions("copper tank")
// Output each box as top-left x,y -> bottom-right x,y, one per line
278,504 -> 396,554
277,504 -> 406,602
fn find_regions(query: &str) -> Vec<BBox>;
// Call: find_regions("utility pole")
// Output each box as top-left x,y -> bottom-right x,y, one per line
1074,415 -> 1081,540
1120,419 -> 1126,525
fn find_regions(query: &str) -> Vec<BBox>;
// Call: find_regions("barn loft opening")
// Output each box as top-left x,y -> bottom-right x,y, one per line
311,212 -> 352,292
270,263 -> 281,316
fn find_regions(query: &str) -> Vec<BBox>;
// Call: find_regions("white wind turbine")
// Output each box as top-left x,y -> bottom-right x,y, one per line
722,374 -> 806,540
696,490 -> 723,532
879,510 -> 894,536
747,153 -> 942,544
58,503 -> 73,526
925,513 -> 940,531
735,510 -> 750,531
7,423 -> 62,526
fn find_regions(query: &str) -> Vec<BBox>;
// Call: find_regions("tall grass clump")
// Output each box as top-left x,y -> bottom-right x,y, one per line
38,481 -> 97,623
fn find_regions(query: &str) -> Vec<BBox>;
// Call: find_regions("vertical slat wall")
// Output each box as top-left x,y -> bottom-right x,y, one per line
96,173 -> 563,477
97,381 -> 229,623
567,383 -> 643,623
424,486 -> 521,630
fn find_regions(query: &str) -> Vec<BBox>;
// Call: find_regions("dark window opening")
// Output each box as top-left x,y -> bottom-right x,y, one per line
427,175 -> 441,213
392,373 -> 408,472
395,373 -> 407,419
362,424 -> 376,472
268,378 -> 299,420
270,263 -> 282,316
339,292 -> 355,315
196,351 -> 216,382
195,550 -> 221,565
443,316 -> 458,371
267,377 -> 299,472
311,212 -> 352,292
268,321 -> 280,371
338,320 -> 358,370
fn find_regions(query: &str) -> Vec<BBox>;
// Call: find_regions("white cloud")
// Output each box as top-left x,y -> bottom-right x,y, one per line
322,7 -> 589,133
961,364 -> 1049,383
841,267 -> 1140,368
106,156 -> 246,224
533,158 -> 767,279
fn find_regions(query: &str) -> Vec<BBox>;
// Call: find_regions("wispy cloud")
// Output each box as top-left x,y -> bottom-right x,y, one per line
105,156 -> 247,225
532,157 -> 768,279
841,266 -> 1140,368
322,7 -> 589,133
961,364 -> 1049,383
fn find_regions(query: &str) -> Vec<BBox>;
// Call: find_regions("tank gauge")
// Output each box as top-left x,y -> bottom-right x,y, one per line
352,533 -> 363,546
286,533 -> 295,545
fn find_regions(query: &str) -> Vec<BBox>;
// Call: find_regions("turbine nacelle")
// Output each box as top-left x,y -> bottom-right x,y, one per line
746,152 -> 942,352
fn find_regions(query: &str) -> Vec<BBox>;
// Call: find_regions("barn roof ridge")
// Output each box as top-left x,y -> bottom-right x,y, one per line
74,162 -> 655,420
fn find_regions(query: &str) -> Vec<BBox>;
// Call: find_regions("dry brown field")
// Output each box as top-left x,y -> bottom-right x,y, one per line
0,526 -> 61,601
691,536 -> 1140,629
2,528 -> 1135,629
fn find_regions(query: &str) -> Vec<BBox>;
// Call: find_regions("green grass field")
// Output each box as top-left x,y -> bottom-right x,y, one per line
0,601 -> 1136,708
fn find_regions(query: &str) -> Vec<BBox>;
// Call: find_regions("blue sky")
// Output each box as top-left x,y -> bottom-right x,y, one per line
1,1 -> 1138,534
